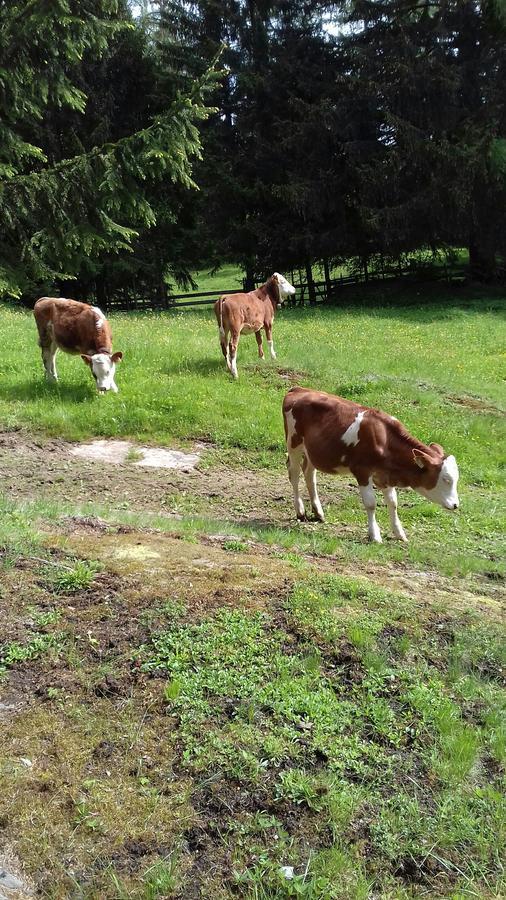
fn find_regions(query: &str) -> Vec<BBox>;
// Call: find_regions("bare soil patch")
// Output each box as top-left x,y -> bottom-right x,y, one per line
0,426 -> 303,525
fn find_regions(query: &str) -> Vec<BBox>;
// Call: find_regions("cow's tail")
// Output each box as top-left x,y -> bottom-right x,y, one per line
218,295 -> 225,337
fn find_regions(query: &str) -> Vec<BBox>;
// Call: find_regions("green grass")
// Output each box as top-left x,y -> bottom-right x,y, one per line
3,286 -> 504,583
1,291 -> 504,460
137,574 -> 505,898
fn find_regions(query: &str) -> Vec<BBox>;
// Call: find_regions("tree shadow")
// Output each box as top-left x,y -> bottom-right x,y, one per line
0,378 -> 94,403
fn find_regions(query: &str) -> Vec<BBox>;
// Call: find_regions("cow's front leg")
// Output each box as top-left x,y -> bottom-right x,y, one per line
383,487 -> 408,542
358,477 -> 382,543
287,446 -> 305,520
228,331 -> 239,379
264,323 -> 276,359
302,457 -> 324,521
255,330 -> 264,359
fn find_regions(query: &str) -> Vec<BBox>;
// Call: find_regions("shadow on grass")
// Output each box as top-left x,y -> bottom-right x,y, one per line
0,378 -> 94,404
284,283 -> 506,323
163,357 -> 226,377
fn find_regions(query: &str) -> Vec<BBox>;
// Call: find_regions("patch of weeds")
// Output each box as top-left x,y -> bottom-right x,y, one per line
223,539 -> 248,552
276,768 -> 325,810
142,856 -> 180,899
45,558 -> 99,594
125,447 -> 144,463
0,632 -> 63,679
27,605 -> 61,627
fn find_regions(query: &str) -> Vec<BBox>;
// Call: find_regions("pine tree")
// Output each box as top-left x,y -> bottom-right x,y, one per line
0,0 -> 217,299
339,0 -> 506,278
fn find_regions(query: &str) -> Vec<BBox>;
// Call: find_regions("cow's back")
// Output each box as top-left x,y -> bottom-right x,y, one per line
34,297 -> 111,355
283,387 -> 385,474
215,291 -> 266,330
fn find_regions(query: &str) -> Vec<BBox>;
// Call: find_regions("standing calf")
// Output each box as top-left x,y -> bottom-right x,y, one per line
282,387 -> 459,543
214,272 -> 295,378
34,297 -> 123,392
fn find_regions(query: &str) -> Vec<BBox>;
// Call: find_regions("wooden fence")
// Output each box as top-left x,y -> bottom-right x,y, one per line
103,271 -> 379,312
101,263 -> 467,312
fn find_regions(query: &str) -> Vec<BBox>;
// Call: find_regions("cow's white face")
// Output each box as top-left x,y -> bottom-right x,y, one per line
82,351 -> 123,392
273,272 -> 296,303
417,454 -> 460,510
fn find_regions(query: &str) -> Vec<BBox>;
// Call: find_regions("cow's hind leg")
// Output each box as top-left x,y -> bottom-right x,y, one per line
228,331 -> 240,379
358,477 -> 382,543
40,337 -> 58,381
287,445 -> 306,520
383,487 -> 408,542
255,330 -> 264,359
302,457 -> 324,522
219,326 -> 230,369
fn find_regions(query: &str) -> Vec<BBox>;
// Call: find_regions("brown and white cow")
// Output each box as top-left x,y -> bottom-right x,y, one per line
214,273 -> 295,378
282,387 -> 459,543
34,297 -> 123,392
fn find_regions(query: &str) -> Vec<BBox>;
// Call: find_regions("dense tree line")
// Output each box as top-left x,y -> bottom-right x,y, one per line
1,0 -> 505,303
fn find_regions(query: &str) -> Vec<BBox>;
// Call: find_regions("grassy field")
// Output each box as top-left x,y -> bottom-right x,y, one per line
0,285 -> 505,898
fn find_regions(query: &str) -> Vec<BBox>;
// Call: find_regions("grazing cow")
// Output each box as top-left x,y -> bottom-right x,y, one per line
282,387 -> 459,543
214,272 -> 296,378
33,297 -> 123,392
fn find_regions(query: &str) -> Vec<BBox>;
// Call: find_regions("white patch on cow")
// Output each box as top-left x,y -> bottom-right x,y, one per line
341,411 -> 365,447
267,339 -> 276,359
92,306 -> 105,328
230,351 -> 238,379
91,353 -> 118,393
340,455 -> 346,463
417,454 -> 460,510
285,409 -> 297,444
273,272 -> 296,302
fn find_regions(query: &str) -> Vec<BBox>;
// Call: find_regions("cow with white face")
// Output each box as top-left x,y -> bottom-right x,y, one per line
283,387 -> 460,543
34,297 -> 123,393
214,272 -> 296,378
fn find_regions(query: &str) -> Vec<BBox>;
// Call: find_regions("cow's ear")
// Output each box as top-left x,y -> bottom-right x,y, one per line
111,351 -> 123,363
429,442 -> 444,457
413,448 -> 434,469
81,354 -> 92,366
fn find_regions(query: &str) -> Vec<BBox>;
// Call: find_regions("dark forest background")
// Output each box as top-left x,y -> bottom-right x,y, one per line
1,0 -> 505,303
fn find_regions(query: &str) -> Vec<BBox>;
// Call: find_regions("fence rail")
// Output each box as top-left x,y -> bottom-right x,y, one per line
101,263 -> 467,312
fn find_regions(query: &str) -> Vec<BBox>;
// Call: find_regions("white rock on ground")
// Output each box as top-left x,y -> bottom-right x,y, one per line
69,439 -> 200,469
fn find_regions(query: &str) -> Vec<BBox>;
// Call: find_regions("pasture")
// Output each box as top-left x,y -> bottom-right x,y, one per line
0,287 -> 505,899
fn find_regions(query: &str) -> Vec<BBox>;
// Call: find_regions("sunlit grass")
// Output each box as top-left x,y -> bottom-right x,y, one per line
0,289 -> 504,581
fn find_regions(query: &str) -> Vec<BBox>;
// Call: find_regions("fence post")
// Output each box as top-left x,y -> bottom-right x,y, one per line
305,261 -> 316,305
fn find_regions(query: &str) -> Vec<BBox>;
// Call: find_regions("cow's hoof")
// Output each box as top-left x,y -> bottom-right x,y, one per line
296,513 -> 307,521
311,511 -> 325,523
368,534 -> 383,544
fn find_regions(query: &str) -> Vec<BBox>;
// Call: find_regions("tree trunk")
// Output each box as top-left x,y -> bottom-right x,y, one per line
305,261 -> 316,305
243,265 -> 255,292
469,236 -> 496,282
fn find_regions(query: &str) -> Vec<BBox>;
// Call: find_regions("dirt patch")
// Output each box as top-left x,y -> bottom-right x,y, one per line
0,426 -> 302,525
446,394 -> 505,415
57,529 -> 293,619
69,439 -> 201,469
